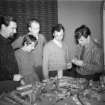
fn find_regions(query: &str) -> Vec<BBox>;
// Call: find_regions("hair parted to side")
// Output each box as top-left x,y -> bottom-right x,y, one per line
51,24 -> 65,35
22,34 -> 38,46
74,25 -> 91,44
0,15 -> 16,29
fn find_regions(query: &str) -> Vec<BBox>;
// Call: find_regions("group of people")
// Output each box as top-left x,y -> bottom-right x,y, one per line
0,15 -> 104,94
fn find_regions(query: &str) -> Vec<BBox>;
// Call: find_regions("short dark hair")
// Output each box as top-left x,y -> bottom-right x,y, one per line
51,24 -> 65,35
0,15 -> 16,29
22,34 -> 38,47
27,18 -> 40,28
74,25 -> 91,44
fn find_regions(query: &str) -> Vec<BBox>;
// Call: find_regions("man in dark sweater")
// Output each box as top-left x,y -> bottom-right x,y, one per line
0,15 -> 21,94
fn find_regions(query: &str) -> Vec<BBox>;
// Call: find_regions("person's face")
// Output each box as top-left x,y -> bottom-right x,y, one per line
5,21 -> 17,38
26,42 -> 36,52
54,29 -> 64,41
29,22 -> 40,36
78,36 -> 88,46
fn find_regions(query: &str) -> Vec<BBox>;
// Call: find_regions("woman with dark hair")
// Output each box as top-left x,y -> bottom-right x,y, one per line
72,25 -> 104,81
15,35 -> 39,84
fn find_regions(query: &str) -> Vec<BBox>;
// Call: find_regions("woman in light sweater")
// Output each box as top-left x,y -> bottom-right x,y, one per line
43,24 -> 72,79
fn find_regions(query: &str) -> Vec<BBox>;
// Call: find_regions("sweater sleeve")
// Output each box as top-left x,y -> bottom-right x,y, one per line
43,35 -> 47,46
15,51 -> 22,74
12,36 -> 24,50
42,45 -> 49,79
65,44 -> 71,64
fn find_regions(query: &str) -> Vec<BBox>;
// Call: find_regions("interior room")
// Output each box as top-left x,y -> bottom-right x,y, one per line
0,0 -> 105,105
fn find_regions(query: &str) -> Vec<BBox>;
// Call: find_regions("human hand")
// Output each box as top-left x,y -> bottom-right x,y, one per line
72,57 -> 78,64
13,74 -> 23,81
20,80 -> 25,85
72,59 -> 84,67
67,62 -> 72,69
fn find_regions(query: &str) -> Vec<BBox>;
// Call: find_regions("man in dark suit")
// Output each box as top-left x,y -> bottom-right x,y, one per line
0,15 -> 21,94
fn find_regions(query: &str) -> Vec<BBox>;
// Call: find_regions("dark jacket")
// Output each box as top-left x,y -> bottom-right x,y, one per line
0,35 -> 19,81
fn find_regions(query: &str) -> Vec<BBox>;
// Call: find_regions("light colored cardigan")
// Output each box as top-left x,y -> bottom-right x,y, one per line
43,40 -> 70,78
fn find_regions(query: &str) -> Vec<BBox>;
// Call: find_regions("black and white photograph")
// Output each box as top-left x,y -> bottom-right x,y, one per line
0,0 -> 105,105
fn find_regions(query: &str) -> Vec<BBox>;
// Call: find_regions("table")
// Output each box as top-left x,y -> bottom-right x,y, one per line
1,76 -> 105,105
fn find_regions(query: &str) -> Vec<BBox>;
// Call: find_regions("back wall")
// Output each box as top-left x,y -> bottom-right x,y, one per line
58,1 -> 103,58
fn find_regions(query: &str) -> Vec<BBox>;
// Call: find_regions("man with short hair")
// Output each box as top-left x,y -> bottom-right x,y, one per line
72,25 -> 104,81
12,18 -> 46,81
0,15 -> 21,94
43,24 -> 72,79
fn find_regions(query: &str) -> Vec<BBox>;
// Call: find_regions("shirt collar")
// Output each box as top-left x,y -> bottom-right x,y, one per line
0,34 -> 10,43
53,39 -> 62,48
